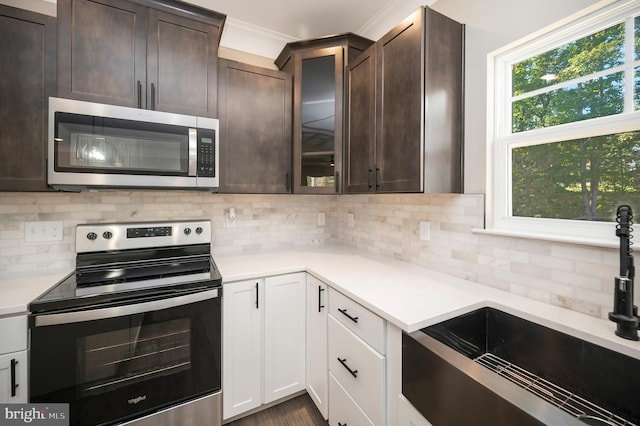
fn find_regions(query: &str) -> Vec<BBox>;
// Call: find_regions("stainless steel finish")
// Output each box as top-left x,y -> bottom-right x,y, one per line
75,220 -> 211,253
119,391 -> 222,426
406,329 -> 584,426
475,353 -> 637,426
188,128 -> 197,176
35,288 -> 219,327
47,97 -> 219,190
49,97 -> 197,127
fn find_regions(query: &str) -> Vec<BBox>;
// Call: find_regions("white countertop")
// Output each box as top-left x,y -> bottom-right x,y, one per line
0,271 -> 68,317
2,246 -> 639,359
215,247 -> 640,359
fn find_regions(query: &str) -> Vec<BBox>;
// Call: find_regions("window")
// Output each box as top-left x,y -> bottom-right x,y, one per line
487,1 -> 640,245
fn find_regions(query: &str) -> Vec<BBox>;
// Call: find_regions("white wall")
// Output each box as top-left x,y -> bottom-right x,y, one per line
0,0 -> 55,15
429,0 -> 601,194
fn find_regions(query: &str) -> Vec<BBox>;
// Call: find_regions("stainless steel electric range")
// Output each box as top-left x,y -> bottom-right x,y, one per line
29,220 -> 222,426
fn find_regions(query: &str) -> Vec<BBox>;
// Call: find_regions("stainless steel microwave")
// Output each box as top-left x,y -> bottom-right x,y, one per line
48,97 -> 219,191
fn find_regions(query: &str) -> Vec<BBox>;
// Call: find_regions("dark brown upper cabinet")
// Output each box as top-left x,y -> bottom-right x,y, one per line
57,0 -> 225,118
218,59 -> 293,194
276,34 -> 374,194
345,7 -> 464,194
0,5 -> 56,191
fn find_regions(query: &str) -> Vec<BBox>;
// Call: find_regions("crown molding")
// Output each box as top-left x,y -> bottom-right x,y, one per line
357,0 -> 436,40
220,17 -> 297,60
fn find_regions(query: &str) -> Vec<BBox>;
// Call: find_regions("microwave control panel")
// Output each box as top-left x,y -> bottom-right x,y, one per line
197,129 -> 215,177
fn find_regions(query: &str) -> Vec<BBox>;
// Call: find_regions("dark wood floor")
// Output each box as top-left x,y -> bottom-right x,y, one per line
227,394 -> 327,426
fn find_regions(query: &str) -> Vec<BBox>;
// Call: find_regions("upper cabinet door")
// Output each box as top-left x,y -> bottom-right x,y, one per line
345,45 -> 376,193
276,34 -> 374,194
57,0 -> 147,108
146,9 -> 219,117
57,0 -> 224,117
293,46 -> 344,194
0,4 -> 55,191
375,8 -> 424,193
217,59 -> 292,193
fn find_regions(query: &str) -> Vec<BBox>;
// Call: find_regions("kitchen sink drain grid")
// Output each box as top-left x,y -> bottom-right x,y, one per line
474,353 -> 637,426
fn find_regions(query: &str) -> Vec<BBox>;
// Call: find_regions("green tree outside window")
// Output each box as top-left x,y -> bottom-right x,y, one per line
510,20 -> 640,222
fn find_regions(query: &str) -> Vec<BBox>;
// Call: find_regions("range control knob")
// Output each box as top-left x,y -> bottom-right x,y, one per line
87,232 -> 98,241
102,231 -> 113,239
184,227 -> 192,235
195,227 -> 203,235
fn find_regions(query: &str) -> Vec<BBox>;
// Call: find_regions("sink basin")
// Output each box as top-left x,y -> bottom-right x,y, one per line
402,307 -> 640,426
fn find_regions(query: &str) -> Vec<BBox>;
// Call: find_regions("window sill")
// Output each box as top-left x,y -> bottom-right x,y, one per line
472,227 -> 618,249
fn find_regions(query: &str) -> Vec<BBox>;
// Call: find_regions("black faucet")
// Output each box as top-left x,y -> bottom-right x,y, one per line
608,205 -> 639,340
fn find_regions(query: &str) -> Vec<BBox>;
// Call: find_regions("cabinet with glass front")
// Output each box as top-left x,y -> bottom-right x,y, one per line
276,34 -> 373,193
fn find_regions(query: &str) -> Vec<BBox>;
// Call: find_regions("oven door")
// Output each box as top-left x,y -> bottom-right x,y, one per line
29,288 -> 221,426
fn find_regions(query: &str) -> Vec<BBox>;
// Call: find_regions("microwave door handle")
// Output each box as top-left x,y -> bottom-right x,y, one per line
34,288 -> 219,327
189,128 -> 197,176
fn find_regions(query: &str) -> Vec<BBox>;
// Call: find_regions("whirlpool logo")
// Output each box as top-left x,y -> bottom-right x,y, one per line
1,404 -> 68,425
127,395 -> 147,405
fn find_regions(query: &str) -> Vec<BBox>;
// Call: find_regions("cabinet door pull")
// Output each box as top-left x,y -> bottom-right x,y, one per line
137,80 -> 142,109
338,308 -> 358,323
255,282 -> 259,309
285,172 -> 290,192
10,358 -> 18,397
337,357 -> 358,378
335,171 -> 339,193
375,167 -> 381,189
367,168 -> 373,189
318,285 -> 325,312
150,83 -> 156,110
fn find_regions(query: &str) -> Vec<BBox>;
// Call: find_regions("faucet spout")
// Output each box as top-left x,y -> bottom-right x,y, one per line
608,205 -> 639,341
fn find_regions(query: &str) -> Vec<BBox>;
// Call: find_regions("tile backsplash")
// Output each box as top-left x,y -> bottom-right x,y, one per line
0,191 -> 633,319
0,191 -> 334,276
334,193 -> 632,320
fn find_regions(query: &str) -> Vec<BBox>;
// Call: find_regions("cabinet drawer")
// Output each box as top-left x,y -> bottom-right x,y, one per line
329,372 -> 374,426
329,288 -> 385,354
0,316 -> 27,355
328,315 -> 384,425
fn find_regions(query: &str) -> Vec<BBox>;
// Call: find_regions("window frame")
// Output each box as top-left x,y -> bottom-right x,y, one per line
486,0 -> 640,247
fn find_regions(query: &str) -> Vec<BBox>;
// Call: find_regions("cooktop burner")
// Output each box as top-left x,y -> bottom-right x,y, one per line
30,220 -> 222,314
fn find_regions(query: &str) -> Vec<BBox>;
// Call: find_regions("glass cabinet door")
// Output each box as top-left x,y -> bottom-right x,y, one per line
294,47 -> 344,194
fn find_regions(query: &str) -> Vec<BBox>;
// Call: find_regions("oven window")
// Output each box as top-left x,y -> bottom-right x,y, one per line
54,112 -> 190,174
78,318 -> 191,397
30,295 -> 221,425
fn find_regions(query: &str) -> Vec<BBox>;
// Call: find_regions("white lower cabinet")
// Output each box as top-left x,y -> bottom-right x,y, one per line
0,315 -> 28,403
263,273 -> 306,403
328,288 -> 386,425
222,273 -> 306,420
306,274 -> 328,419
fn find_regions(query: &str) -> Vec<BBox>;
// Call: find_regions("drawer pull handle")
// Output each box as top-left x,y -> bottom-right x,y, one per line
338,308 -> 358,323
337,357 -> 358,378
10,359 -> 18,397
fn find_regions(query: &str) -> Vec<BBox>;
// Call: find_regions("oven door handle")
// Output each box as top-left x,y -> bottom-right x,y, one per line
33,288 -> 219,327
